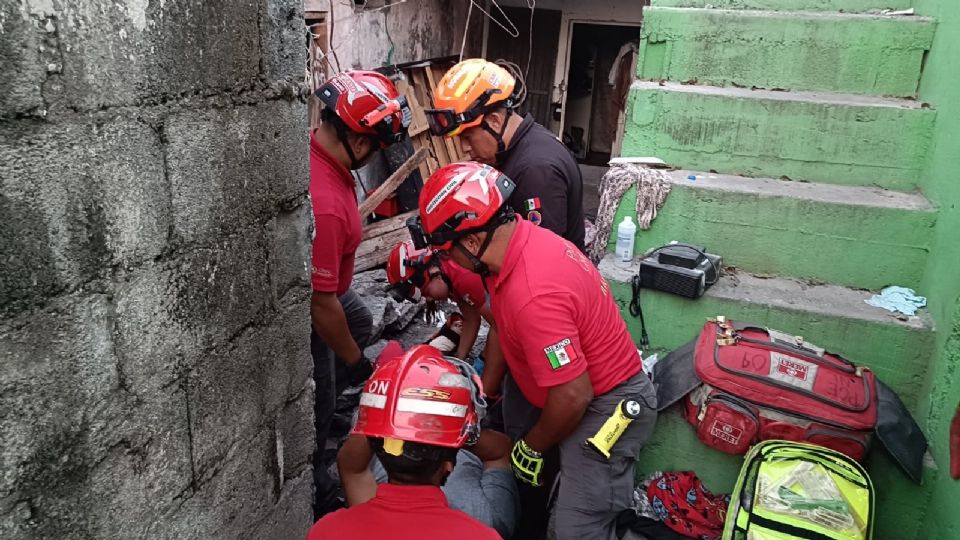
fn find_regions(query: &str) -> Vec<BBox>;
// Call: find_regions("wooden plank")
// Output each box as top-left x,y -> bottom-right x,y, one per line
358,147 -> 429,219
410,68 -> 451,167
396,78 -> 429,138
361,209 -> 416,240
355,210 -> 417,272
425,65 -> 461,164
412,136 -> 433,179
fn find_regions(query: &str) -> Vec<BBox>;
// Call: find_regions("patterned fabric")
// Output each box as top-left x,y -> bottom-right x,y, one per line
646,471 -> 730,540
586,164 -> 671,265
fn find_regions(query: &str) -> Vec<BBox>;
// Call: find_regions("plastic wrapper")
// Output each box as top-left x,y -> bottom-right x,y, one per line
747,460 -> 868,540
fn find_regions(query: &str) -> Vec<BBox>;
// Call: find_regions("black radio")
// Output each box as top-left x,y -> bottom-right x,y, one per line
637,243 -> 722,299
630,243 -> 722,348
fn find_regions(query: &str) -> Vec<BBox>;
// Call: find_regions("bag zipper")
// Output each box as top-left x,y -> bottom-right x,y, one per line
712,336 -> 873,414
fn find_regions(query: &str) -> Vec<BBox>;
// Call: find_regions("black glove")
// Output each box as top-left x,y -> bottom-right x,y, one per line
346,354 -> 374,388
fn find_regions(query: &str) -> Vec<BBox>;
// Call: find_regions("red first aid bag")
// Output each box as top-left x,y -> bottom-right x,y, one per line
684,317 -> 878,460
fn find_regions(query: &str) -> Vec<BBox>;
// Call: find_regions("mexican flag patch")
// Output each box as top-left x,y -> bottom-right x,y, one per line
544,338 -> 577,369
524,197 -> 541,212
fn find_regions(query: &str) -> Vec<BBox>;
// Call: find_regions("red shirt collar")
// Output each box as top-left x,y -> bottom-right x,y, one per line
374,483 -> 449,508
490,218 -> 531,291
310,129 -> 354,189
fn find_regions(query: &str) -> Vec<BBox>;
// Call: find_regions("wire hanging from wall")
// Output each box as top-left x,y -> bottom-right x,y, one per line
470,0 -> 520,39
459,0 -> 475,62
524,0 -> 535,83
328,0 -> 342,72
493,59 -> 528,109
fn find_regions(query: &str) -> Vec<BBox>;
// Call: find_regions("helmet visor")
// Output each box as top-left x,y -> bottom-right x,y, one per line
425,108 -> 465,137
425,89 -> 501,137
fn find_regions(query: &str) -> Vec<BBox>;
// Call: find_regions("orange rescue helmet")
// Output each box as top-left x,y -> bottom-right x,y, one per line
426,59 -> 518,138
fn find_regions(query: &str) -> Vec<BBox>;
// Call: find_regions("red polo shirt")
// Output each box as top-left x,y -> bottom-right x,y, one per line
489,219 -> 642,408
440,258 -> 486,309
307,484 -> 500,540
310,131 -> 361,295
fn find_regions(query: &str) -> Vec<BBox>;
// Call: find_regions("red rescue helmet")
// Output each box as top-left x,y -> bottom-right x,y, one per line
408,161 -> 516,251
315,70 -> 411,147
386,240 -> 435,301
353,345 -> 485,452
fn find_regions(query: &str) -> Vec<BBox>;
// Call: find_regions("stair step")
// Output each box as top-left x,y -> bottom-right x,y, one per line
610,169 -> 935,290
652,0 -> 913,13
600,256 -> 935,408
639,8 -> 934,97
626,81 -> 936,191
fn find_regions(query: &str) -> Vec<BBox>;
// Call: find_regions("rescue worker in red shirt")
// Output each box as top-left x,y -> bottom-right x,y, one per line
309,70 -> 410,517
428,64 -> 587,532
427,59 -> 585,251
408,162 -> 658,540
306,345 -> 501,540
386,241 -> 507,398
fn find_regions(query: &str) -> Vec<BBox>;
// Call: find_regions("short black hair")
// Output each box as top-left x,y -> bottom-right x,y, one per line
370,438 -> 458,485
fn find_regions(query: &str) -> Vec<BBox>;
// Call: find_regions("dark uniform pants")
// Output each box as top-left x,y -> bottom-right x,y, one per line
503,373 -> 657,540
312,288 -> 372,517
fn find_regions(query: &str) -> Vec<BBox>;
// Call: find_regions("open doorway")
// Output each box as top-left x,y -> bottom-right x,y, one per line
561,23 -> 640,165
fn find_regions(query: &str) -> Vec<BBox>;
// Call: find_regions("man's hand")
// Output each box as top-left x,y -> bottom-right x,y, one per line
522,372 -> 593,453
338,435 -> 378,506
311,291 -> 363,362
511,439 -> 544,487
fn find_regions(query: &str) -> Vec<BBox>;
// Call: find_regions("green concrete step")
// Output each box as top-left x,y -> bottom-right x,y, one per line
625,81 -> 936,191
610,169 -> 935,291
652,0 -> 913,13
601,257 -> 935,409
639,8 -> 934,97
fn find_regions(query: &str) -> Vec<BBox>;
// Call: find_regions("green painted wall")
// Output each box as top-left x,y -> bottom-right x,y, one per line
624,84 -> 935,191
639,8 -> 933,97
910,0 -> 960,537
654,0 -> 911,10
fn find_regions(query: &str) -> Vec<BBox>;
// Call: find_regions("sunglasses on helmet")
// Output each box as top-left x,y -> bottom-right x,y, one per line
425,89 -> 504,137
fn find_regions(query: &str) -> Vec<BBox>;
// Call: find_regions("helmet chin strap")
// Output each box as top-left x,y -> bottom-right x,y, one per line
333,122 -> 364,170
454,229 -> 497,278
480,109 -> 513,154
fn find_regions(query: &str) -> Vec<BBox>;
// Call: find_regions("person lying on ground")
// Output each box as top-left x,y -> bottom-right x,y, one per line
307,345 -> 504,540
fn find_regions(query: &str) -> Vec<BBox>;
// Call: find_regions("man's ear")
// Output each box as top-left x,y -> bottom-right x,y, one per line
350,134 -> 377,162
483,109 -> 504,132
459,232 -> 483,254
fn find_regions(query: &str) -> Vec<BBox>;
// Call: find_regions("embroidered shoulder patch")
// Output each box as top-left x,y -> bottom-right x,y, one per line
544,338 -> 577,369
527,210 -> 542,226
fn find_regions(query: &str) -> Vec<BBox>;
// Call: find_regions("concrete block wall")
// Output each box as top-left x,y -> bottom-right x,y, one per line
0,1 -> 314,538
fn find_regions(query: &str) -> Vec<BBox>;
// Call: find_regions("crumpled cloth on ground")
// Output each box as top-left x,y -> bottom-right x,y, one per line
646,471 -> 730,540
586,164 -> 671,265
866,286 -> 927,316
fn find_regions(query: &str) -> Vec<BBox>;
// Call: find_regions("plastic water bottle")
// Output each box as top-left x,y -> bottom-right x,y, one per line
616,215 -> 637,264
